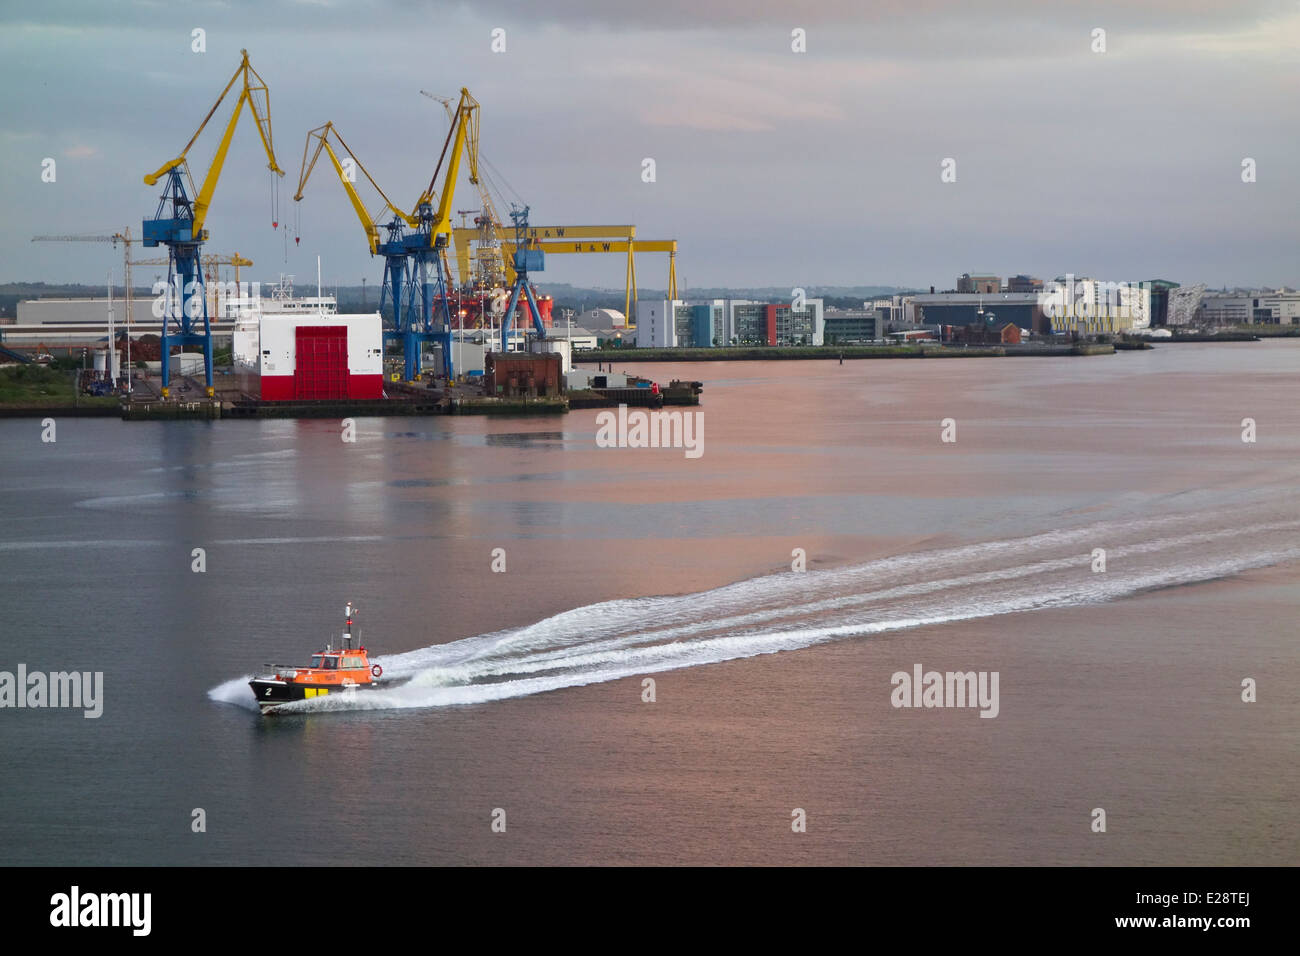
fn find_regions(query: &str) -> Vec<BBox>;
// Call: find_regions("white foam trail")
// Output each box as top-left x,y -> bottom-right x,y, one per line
211,507 -> 1300,716
212,536 -> 386,546
0,540 -> 164,552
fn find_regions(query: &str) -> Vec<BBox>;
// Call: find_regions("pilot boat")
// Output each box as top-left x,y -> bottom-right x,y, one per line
249,603 -> 388,714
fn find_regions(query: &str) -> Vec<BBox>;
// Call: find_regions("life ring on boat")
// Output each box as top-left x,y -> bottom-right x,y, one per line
371,664 -> 383,678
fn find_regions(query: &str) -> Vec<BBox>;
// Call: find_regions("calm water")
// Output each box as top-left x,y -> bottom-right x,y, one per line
1,342 -> 1297,865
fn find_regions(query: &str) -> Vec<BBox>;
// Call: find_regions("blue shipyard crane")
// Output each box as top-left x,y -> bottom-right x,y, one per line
293,122 -> 419,363
141,50 -> 283,397
397,87 -> 479,381
498,204 -> 547,348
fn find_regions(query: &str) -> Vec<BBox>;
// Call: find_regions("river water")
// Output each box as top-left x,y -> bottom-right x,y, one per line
1,342 -> 1296,865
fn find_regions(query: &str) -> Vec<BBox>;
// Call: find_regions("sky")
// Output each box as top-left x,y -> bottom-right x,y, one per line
2,0 -> 1297,293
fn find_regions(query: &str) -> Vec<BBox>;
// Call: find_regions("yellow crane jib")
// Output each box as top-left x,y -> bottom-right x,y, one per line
424,88 -> 507,290
413,87 -> 478,249
294,122 -> 415,256
143,49 -> 284,239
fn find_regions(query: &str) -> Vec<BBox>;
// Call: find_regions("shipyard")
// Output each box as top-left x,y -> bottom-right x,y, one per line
0,47 -> 1294,419
1,0 -> 1296,912
5,265 -> 1296,417
2,53 -> 700,420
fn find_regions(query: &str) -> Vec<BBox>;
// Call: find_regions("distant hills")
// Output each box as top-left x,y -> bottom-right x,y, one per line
0,282 -> 156,318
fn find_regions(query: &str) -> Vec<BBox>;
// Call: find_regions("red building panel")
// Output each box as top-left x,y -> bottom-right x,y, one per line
765,304 -> 777,345
348,374 -> 383,400
293,326 -> 348,400
260,375 -> 294,401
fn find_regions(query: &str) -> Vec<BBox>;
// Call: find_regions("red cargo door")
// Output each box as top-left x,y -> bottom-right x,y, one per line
294,326 -> 348,400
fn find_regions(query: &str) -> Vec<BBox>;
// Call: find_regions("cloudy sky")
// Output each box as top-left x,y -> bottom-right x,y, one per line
2,0 -> 1297,292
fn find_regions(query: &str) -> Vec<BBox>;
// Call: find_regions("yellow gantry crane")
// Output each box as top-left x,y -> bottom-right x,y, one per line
449,224 -> 634,292
141,48 -> 284,396
500,236 -> 678,323
453,225 -> 679,322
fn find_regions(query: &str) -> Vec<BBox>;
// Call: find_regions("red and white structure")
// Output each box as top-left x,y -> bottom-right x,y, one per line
257,314 -> 384,401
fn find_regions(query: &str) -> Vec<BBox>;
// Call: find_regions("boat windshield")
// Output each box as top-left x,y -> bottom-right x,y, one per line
310,655 -> 323,667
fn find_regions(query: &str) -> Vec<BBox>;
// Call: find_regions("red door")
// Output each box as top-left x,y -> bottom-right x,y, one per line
294,326 -> 348,400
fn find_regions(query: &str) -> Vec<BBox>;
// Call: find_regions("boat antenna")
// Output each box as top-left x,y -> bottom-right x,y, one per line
344,602 -> 354,650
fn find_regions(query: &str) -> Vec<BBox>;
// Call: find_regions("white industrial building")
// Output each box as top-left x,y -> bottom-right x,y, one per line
9,276 -> 337,347
636,300 -> 683,347
901,279 -> 1151,335
257,313 -> 383,401
1257,290 -> 1300,324
1194,294 -> 1254,325
1196,289 -> 1300,325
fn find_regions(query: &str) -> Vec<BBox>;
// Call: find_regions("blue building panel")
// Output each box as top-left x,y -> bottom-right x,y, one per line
690,304 -> 711,347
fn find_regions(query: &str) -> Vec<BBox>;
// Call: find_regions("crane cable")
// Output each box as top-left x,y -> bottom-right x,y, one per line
481,154 -> 523,208
271,170 -> 280,230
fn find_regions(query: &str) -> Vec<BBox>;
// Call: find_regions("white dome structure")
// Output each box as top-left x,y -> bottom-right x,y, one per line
577,308 -> 627,330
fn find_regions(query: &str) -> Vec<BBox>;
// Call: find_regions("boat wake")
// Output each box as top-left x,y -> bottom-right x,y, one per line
209,506 -> 1300,716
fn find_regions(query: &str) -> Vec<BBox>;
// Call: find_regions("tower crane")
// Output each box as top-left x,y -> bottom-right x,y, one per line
131,253 -> 253,319
141,49 -> 283,397
294,122 -> 418,364
32,230 -> 138,328
133,252 -> 252,281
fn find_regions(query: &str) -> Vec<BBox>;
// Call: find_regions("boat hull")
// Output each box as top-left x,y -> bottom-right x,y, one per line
249,677 -> 388,714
